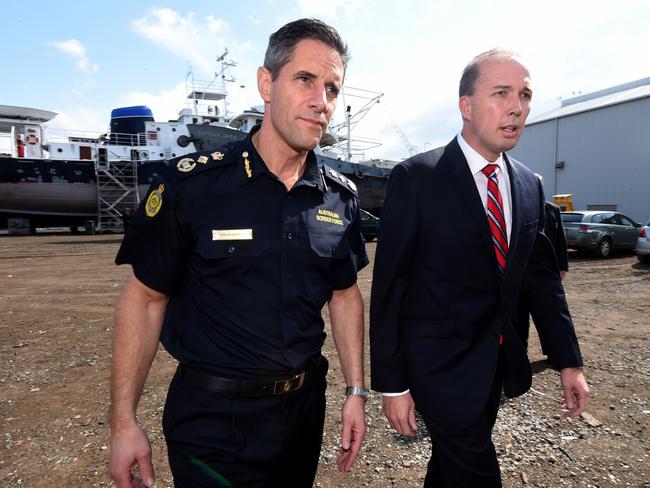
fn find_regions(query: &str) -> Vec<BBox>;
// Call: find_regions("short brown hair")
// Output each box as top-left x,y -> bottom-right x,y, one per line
459,48 -> 518,97
264,18 -> 350,79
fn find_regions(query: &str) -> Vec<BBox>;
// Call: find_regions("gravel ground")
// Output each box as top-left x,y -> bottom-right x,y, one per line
0,234 -> 648,487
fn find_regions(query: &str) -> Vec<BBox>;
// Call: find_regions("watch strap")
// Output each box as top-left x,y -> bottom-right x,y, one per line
345,385 -> 370,399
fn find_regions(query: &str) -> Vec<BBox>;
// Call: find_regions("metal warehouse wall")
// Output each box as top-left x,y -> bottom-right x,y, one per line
510,97 -> 650,223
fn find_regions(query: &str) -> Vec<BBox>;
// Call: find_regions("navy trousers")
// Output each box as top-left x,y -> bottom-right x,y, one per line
163,358 -> 328,488
422,369 -> 504,488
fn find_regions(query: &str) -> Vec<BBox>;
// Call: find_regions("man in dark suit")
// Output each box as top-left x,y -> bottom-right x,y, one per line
369,49 -> 589,487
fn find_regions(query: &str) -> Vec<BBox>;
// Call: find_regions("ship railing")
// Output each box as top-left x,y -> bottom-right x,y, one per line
45,127 -> 105,144
45,128 -> 148,147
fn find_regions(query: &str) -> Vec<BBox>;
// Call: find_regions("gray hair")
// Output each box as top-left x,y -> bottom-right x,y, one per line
264,18 -> 350,79
459,48 -> 519,97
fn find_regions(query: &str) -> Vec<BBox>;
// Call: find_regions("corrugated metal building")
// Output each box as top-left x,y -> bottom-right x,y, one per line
510,77 -> 650,223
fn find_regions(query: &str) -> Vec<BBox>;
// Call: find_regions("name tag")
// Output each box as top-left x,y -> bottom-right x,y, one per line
212,229 -> 253,241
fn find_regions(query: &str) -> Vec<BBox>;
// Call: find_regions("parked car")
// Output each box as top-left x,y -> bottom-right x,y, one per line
360,209 -> 380,242
561,210 -> 641,258
636,218 -> 650,264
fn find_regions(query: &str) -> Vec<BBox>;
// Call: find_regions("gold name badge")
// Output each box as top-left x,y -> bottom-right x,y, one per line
212,229 -> 254,241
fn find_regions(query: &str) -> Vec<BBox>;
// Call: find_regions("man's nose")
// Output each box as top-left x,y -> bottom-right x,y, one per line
310,86 -> 328,114
508,95 -> 524,116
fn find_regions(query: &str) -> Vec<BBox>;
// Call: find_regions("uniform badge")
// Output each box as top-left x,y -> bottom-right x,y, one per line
197,155 -> 208,164
211,151 -> 224,160
316,208 -> 343,226
145,184 -> 165,217
242,151 -> 252,178
347,180 -> 357,192
328,168 -> 339,179
177,157 -> 196,172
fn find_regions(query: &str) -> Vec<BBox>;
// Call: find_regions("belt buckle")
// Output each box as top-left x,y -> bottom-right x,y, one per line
273,371 -> 305,395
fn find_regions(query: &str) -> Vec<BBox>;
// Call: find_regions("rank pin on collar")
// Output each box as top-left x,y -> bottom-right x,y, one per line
243,151 -> 252,178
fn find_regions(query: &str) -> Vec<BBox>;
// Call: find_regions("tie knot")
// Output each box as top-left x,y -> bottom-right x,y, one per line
482,164 -> 499,178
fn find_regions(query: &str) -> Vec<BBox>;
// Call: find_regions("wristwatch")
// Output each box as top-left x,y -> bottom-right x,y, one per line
345,385 -> 370,399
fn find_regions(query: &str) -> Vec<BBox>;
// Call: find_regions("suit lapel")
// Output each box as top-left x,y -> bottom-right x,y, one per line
443,139 -> 497,267
503,153 -> 522,282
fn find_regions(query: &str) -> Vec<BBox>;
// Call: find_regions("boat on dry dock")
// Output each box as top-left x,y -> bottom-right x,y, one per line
0,56 -> 392,233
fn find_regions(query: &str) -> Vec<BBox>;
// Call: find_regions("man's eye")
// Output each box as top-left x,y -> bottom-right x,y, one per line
327,86 -> 340,97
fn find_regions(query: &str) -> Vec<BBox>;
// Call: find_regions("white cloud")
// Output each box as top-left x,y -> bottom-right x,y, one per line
130,8 -> 263,120
118,82 -> 188,123
51,39 -> 99,74
47,106 -> 107,134
132,8 -> 231,75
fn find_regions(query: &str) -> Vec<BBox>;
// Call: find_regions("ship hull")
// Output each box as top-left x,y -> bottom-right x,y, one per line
0,155 -> 387,227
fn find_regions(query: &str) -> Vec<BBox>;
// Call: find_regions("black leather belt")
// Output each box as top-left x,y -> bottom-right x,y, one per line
177,358 -> 320,397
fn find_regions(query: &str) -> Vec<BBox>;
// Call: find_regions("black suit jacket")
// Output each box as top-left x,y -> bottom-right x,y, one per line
369,138 -> 582,428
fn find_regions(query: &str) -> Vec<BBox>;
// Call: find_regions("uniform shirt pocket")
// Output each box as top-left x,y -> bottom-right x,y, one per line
308,231 -> 350,259
196,229 -> 269,259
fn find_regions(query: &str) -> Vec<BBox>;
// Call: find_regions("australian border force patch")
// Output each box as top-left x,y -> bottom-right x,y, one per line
145,184 -> 165,217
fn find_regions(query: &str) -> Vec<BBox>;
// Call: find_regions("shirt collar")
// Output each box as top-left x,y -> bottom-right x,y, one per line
457,133 -> 505,177
239,125 -> 324,193
237,125 -> 269,185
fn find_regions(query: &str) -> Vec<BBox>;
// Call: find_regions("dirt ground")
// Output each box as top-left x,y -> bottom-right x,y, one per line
1,234 -> 648,487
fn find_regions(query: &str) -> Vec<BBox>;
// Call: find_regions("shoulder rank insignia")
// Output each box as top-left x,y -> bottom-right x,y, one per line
177,157 -> 196,173
324,166 -> 357,194
211,151 -> 224,160
197,155 -> 208,164
145,184 -> 164,217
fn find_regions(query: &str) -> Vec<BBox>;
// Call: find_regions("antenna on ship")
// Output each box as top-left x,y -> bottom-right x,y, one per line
185,49 -> 237,121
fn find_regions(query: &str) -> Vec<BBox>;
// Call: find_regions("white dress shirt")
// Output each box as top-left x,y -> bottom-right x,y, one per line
382,135 -> 514,397
457,133 -> 512,242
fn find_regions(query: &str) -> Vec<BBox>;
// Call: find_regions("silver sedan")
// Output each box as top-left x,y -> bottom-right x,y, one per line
562,211 -> 642,258
636,218 -> 650,264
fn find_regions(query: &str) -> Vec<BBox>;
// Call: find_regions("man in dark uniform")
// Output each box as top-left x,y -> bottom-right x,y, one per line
108,19 -> 368,488
517,180 -> 569,353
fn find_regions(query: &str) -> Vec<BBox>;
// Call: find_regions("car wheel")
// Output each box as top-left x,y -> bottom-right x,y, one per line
594,237 -> 612,258
638,254 -> 650,264
363,234 -> 376,242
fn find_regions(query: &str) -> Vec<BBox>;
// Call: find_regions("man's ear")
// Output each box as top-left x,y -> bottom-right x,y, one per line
257,66 -> 272,103
459,96 -> 471,121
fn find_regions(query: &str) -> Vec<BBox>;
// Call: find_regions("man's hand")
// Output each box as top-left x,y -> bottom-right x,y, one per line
383,392 -> 417,436
108,422 -> 155,488
336,395 -> 366,472
560,367 -> 589,418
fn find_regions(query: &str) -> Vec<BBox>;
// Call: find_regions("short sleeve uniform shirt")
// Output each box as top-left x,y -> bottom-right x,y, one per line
116,127 -> 368,376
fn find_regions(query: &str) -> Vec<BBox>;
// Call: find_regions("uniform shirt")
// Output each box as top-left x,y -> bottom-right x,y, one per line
457,133 -> 513,243
116,127 -> 368,377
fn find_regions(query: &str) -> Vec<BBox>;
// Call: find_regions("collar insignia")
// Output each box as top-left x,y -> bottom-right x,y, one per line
197,155 -> 208,164
243,151 -> 252,178
211,151 -> 224,160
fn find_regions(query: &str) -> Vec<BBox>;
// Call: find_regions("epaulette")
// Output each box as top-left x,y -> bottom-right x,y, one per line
172,147 -> 235,180
321,164 -> 358,196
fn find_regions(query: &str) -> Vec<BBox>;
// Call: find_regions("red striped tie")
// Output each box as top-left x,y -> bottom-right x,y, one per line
482,164 -> 508,273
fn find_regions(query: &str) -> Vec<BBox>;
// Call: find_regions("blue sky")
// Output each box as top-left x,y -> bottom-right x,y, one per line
2,0 -> 649,160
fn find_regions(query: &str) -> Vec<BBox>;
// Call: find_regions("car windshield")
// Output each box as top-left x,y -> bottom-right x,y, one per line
561,213 -> 584,223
